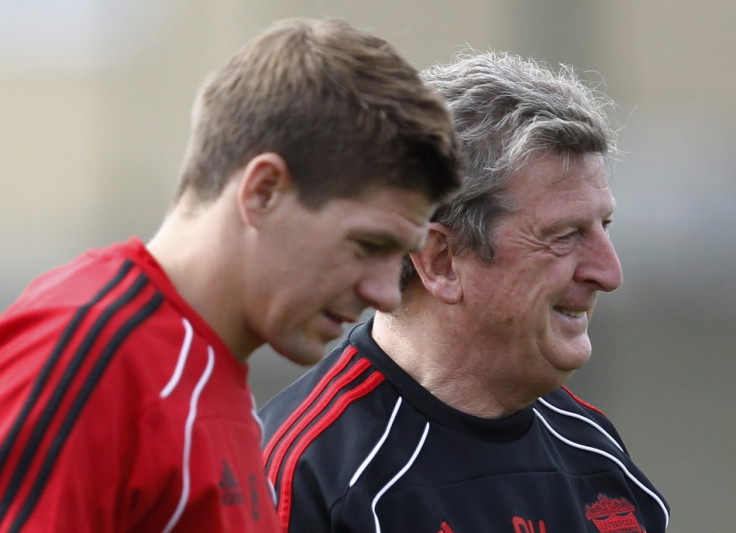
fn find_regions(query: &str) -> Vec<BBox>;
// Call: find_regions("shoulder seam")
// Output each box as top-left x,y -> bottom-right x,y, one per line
262,345 -> 385,530
276,371 -> 385,529
263,345 -> 360,464
0,264 -> 163,530
0,259 -> 135,478
560,385 -> 606,417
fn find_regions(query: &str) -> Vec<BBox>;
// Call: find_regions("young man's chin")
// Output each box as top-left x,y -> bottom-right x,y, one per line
275,334 -> 330,367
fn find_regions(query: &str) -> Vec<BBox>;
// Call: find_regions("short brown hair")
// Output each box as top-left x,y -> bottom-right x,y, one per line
176,18 -> 462,207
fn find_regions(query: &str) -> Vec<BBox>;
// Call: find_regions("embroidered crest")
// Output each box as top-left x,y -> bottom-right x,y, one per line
585,494 -> 645,532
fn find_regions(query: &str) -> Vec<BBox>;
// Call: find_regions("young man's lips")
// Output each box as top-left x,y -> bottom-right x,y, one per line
323,311 -> 357,325
320,311 -> 357,340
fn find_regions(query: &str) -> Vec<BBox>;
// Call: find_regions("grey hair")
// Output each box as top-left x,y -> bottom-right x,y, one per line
400,50 -> 618,290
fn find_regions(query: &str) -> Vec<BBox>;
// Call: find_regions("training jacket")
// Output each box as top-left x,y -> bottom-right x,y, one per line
260,319 -> 669,533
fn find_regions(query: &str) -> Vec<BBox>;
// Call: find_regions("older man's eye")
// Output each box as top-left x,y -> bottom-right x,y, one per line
557,229 -> 581,242
547,230 -> 581,256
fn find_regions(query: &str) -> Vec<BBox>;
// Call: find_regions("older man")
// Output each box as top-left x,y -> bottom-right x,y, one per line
261,51 -> 670,532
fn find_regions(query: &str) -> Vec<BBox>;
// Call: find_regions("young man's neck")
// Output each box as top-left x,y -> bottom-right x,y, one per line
147,190 -> 260,361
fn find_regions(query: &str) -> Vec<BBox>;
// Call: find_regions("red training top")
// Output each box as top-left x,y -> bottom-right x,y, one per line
0,238 -> 281,532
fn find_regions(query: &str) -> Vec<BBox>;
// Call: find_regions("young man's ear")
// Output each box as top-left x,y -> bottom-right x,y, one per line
236,152 -> 293,226
410,222 -> 462,304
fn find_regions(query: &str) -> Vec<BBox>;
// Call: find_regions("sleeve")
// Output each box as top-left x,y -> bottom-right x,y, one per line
260,340 -> 378,533
0,364 -> 145,532
261,393 -> 337,533
261,385 -> 355,533
587,408 -> 630,455
559,385 -> 630,454
274,458 -> 336,533
0,320 -> 178,532
0,254 -> 175,532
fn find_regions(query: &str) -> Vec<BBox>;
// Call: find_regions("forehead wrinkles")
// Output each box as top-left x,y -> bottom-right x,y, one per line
508,153 -> 609,205
545,153 -> 607,189
499,160 -> 612,240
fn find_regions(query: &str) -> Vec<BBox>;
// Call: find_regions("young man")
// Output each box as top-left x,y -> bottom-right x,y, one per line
0,19 -> 461,532
260,52 -> 670,532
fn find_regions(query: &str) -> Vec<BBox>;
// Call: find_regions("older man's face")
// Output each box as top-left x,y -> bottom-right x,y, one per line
460,152 -> 622,386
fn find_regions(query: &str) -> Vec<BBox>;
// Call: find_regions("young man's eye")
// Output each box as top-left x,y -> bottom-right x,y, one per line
358,241 -> 385,255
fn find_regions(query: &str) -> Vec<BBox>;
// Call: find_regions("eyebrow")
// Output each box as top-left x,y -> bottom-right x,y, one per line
352,230 -> 421,253
542,205 -> 617,235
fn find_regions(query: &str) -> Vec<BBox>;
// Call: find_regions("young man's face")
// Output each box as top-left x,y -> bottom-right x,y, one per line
458,152 -> 622,388
245,185 -> 435,365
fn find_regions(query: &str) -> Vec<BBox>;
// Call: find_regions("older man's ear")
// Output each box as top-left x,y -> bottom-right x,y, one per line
410,222 -> 463,305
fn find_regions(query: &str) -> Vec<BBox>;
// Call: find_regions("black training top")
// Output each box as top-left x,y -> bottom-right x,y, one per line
260,319 -> 670,533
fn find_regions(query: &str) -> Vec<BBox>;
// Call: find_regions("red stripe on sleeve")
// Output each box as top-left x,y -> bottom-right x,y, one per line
263,346 -> 358,464
277,371 -> 386,529
266,351 -> 371,483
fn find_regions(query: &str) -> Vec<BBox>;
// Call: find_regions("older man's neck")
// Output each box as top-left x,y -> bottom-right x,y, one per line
372,311 -> 545,419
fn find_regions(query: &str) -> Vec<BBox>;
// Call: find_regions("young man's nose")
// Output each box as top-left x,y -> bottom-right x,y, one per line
356,260 -> 403,313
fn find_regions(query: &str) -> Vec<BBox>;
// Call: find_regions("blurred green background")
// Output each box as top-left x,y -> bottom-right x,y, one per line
2,1 -> 734,531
